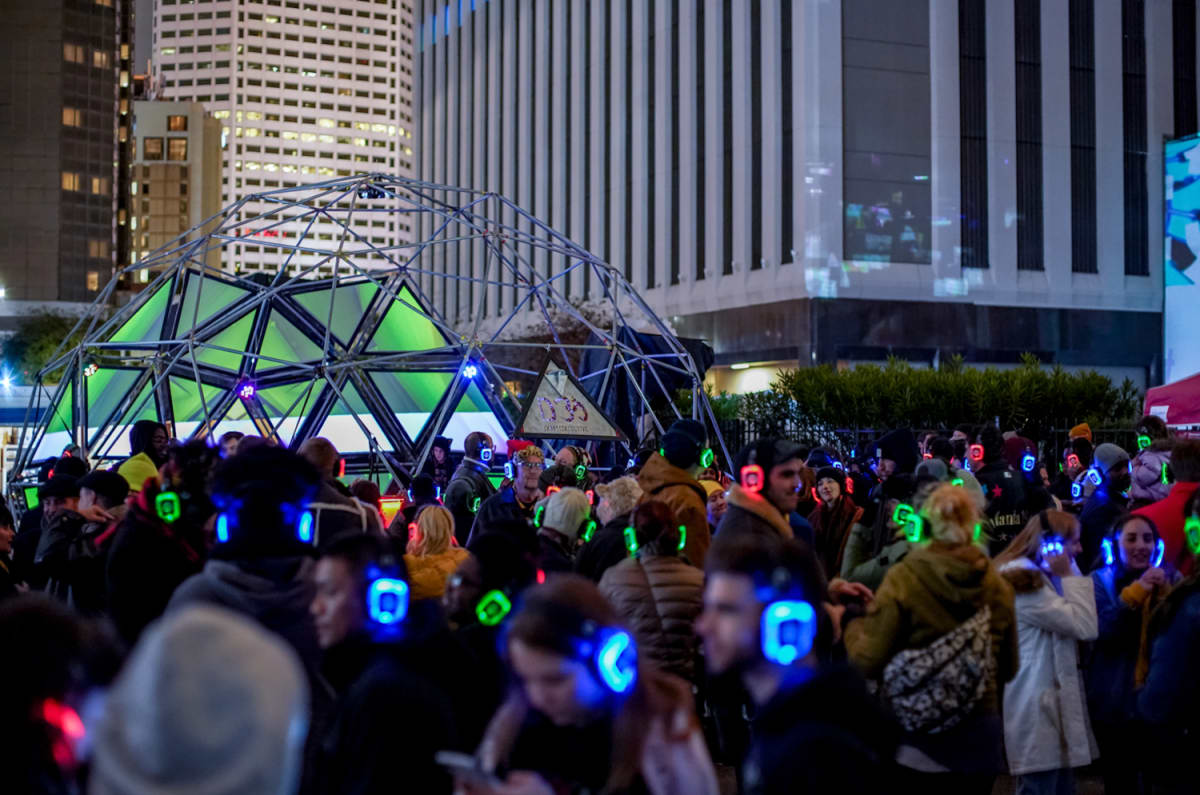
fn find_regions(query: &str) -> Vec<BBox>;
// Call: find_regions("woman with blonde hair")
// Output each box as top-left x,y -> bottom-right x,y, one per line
843,483 -> 1018,794
994,510 -> 1098,794
403,505 -> 469,599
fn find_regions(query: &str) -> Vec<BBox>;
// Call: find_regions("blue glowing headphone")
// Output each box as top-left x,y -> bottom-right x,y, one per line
573,619 -> 638,694
756,567 -> 817,666
1036,511 -> 1065,560
480,447 -> 493,463
1021,453 -> 1036,473
365,552 -> 410,629
214,497 -> 314,545
1101,517 -> 1165,569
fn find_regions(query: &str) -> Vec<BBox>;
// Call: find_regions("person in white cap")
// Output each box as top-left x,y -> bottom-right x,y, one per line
534,487 -> 593,574
90,604 -> 309,795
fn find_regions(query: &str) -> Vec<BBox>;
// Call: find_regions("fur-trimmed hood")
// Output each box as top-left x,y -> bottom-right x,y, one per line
998,557 -> 1048,593
722,485 -> 794,539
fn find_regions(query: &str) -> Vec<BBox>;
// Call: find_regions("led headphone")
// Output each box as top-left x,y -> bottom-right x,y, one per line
214,497 -> 314,545
969,444 -> 984,462
756,566 -> 817,666
406,485 -> 442,501
533,503 -> 546,529
576,620 -> 638,694
1066,453 -> 1082,469
504,461 -> 514,479
1037,512 -> 1064,559
476,588 -> 514,626
580,517 -> 599,542
470,496 -> 481,514
1101,526 -> 1165,568
1021,453 -> 1036,473
700,447 -> 715,468
574,463 -> 587,482
740,447 -> 764,493
365,552 -> 409,629
1086,468 -> 1103,487
1185,513 -> 1200,556
480,447 -> 493,463
893,503 -> 923,543
1137,434 -> 1152,451
156,491 -> 182,524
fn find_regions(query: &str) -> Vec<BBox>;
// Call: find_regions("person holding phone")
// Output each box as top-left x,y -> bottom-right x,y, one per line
456,575 -> 718,795
995,511 -> 1099,795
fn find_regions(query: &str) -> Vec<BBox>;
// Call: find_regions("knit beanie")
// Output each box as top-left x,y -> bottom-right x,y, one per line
814,466 -> 843,486
1069,423 -> 1093,443
594,476 -> 644,518
538,487 -> 592,541
660,419 -> 708,469
1093,442 -> 1131,474
874,429 -> 920,474
91,605 -> 308,795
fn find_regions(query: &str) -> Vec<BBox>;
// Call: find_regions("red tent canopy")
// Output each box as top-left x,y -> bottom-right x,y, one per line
1145,371 -> 1200,426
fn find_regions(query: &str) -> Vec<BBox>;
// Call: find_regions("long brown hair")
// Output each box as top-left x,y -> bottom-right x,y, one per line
491,575 -> 695,791
993,510 -> 1079,568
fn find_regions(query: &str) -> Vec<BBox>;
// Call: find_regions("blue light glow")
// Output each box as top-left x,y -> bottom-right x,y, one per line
368,578 -> 409,625
761,600 -> 817,666
1087,469 -> 1103,487
1101,538 -> 1114,567
596,630 -> 637,693
296,510 -> 314,543
1022,453 -> 1036,473
479,447 -> 492,462
504,462 -> 514,479
463,364 -> 478,379
216,513 -> 230,543
1153,538 -> 1165,568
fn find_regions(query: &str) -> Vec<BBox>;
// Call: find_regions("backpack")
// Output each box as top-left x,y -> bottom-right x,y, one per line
876,605 -> 993,734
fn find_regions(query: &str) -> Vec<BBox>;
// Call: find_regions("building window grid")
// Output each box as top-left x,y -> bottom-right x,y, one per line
959,0 -> 989,269
1122,0 -> 1149,277
1015,0 -> 1044,271
1069,0 -> 1098,274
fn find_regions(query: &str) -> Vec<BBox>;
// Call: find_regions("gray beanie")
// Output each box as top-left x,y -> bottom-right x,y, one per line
91,605 -> 309,795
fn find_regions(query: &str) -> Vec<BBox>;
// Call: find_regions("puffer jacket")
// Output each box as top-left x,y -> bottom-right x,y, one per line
844,542 -> 1018,774
598,554 -> 705,682
1130,444 -> 1172,506
405,546 -> 470,600
636,453 -> 711,566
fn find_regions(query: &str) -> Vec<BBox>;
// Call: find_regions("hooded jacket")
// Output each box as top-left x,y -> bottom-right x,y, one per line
636,453 -> 711,566
468,485 -> 538,546
404,546 -> 470,600
35,505 -> 127,615
574,512 -> 634,583
167,557 -> 321,679
998,558 -> 1098,775
309,478 -> 383,545
743,666 -> 897,795
598,554 -> 705,682
444,462 -> 497,546
715,484 -> 794,543
1130,444 -> 1172,505
973,460 -> 1027,555
808,495 -> 863,579
844,543 -> 1018,773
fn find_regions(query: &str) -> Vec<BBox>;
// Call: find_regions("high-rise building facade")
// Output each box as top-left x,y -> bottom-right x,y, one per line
0,0 -> 133,306
150,0 -> 417,276
418,0 -> 1196,390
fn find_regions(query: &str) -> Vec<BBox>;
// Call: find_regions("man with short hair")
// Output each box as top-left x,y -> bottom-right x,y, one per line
717,439 -> 808,544
468,445 -> 545,545
637,419 -> 712,565
973,426 -> 1028,555
297,437 -> 383,544
444,431 -> 498,546
1078,443 -> 1132,570
696,534 -> 895,793
1135,439 -> 1200,574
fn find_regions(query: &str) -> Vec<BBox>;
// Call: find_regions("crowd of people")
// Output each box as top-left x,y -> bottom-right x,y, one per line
3,414 -> 1200,794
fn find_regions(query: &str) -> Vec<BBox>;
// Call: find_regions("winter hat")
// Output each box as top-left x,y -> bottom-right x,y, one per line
90,605 -> 308,795
78,470 -> 130,507
915,458 -> 950,482
432,436 -> 452,453
118,453 -> 160,494
594,475 -> 644,518
806,448 -> 840,469
1003,436 -> 1036,472
698,479 -> 724,498
506,438 -> 536,458
38,475 -> 81,500
48,455 -> 89,480
1069,423 -> 1093,443
814,467 -> 843,487
733,439 -> 806,486
660,419 -> 708,469
874,428 -> 920,474
538,464 -> 579,492
538,487 -> 592,540
1093,442 -> 1131,474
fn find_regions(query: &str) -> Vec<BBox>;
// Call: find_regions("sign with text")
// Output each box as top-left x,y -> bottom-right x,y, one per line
513,361 -> 626,441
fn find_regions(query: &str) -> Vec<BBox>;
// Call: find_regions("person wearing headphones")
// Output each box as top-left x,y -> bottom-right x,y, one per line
698,533 -> 896,794
469,445 -> 546,546
297,437 -> 384,544
843,484 -> 1018,793
532,486 -> 592,574
445,432 -> 500,547
310,532 -> 459,794
994,510 -> 1098,794
636,419 -> 713,566
1078,443 -> 1132,571
461,574 -> 719,795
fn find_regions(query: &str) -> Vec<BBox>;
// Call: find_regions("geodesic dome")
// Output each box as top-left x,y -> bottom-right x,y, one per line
12,173 -> 721,490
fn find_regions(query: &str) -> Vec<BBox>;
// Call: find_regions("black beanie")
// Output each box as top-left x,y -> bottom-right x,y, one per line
815,466 -> 843,486
874,429 -> 920,474
660,419 -> 707,469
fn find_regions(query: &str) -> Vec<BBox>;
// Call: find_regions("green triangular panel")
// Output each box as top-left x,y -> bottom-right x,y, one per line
367,285 -> 449,352
168,376 -> 225,423
176,274 -> 253,337
117,381 -> 160,426
191,312 -> 256,372
110,279 -> 171,344
293,281 -> 378,345
315,381 -> 386,453
86,368 -> 142,430
458,380 -> 490,412
257,310 -> 325,371
257,380 -> 318,444
367,370 -> 453,441
45,382 -> 75,436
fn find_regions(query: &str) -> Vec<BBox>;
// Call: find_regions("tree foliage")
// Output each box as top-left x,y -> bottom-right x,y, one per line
1,311 -> 89,385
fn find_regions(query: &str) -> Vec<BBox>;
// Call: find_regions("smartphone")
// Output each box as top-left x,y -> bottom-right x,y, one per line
435,751 -> 502,788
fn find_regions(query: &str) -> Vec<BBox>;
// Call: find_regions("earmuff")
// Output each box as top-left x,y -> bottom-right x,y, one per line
741,447 -> 764,493
365,552 -> 409,628
756,567 -> 817,666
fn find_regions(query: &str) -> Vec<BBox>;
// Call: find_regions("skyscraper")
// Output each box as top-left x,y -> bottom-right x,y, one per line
0,0 -> 133,304
418,0 -> 1194,389
149,0 -> 417,276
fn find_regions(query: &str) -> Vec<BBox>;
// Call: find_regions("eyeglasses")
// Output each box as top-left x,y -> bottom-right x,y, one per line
517,462 -> 546,472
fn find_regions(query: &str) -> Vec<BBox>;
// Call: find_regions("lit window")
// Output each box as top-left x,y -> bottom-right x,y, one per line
87,239 -> 110,258
244,127 -> 259,137
62,107 -> 83,127
63,43 -> 84,63
143,137 -> 164,160
61,172 -> 82,191
86,271 -> 100,291
91,176 -> 109,195
245,111 -> 262,120
93,50 -> 110,68
317,118 -> 335,128
167,115 -> 188,131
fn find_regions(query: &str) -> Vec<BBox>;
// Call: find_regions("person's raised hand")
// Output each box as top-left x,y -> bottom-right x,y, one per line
1045,550 -> 1073,578
828,577 -> 874,606
78,504 -> 114,524
1140,567 -> 1168,589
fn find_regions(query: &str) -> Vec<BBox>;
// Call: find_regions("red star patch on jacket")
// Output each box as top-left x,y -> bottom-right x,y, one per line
990,485 -> 1003,498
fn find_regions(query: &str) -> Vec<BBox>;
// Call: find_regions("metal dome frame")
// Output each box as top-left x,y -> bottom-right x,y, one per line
11,173 -> 725,492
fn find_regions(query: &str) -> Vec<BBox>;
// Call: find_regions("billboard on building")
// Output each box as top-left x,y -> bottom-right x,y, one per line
1164,134 -> 1200,383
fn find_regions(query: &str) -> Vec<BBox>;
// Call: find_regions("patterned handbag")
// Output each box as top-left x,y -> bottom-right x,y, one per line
878,605 -> 993,734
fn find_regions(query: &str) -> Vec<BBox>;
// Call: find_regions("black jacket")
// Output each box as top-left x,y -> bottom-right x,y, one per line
0,556 -> 18,600
974,461 -> 1027,555
575,513 -> 633,582
35,509 -> 122,616
535,530 -> 574,574
317,636 -> 457,795
744,666 -> 897,795
1079,489 -> 1130,572
11,505 -> 45,588
444,463 -> 496,546
467,486 -> 535,547
309,479 -> 383,546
